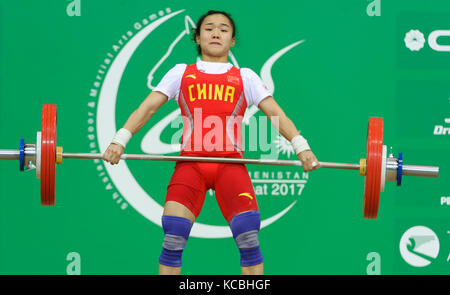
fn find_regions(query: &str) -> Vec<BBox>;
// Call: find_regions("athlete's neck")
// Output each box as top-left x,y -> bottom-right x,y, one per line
201,55 -> 228,63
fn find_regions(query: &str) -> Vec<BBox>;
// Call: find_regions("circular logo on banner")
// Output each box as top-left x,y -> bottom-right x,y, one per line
88,7 -> 309,238
399,226 -> 440,267
404,29 -> 426,51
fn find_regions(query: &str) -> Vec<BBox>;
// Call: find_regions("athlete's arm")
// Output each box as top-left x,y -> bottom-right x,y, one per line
122,91 -> 168,134
258,96 -> 320,172
102,91 -> 168,165
258,96 -> 300,142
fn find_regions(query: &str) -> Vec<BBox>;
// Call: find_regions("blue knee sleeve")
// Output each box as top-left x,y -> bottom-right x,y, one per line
159,215 -> 193,267
229,211 -> 264,267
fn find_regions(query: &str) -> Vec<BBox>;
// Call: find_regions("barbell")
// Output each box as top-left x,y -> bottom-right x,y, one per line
1,104 -> 439,219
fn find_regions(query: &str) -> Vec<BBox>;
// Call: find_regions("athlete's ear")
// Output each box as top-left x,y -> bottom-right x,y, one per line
231,37 -> 235,47
195,34 -> 200,45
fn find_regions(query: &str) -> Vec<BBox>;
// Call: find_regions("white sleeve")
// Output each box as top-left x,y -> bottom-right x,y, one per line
152,64 -> 187,100
241,68 -> 273,107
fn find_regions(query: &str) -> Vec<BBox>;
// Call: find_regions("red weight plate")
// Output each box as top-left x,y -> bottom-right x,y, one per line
48,104 -> 57,204
363,117 -> 383,219
40,105 -> 48,204
41,104 -> 57,206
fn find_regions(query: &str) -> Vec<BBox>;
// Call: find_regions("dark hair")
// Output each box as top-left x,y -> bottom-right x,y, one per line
191,10 -> 237,56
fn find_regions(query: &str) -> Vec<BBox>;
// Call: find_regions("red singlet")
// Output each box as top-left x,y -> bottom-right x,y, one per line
165,64 -> 258,222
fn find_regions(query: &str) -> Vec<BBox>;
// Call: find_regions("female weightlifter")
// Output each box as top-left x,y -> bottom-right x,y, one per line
102,10 -> 320,275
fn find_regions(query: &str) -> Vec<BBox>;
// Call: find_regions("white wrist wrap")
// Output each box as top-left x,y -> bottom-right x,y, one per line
111,128 -> 132,148
291,135 -> 310,155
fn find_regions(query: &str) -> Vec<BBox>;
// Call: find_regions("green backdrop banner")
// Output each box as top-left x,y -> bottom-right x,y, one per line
0,0 -> 449,275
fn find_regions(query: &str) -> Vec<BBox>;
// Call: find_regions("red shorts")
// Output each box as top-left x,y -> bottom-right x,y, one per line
165,161 -> 258,223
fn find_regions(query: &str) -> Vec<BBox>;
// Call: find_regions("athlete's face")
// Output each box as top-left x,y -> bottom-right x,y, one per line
196,14 -> 235,61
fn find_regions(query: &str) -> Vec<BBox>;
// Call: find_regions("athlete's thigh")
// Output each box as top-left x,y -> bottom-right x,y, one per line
165,162 -> 207,221
214,163 -> 258,223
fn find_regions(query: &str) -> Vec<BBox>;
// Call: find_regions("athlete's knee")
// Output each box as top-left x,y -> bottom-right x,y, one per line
229,210 -> 264,267
159,215 -> 193,267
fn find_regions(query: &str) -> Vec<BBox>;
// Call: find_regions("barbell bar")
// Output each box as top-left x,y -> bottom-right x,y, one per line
0,104 -> 440,219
